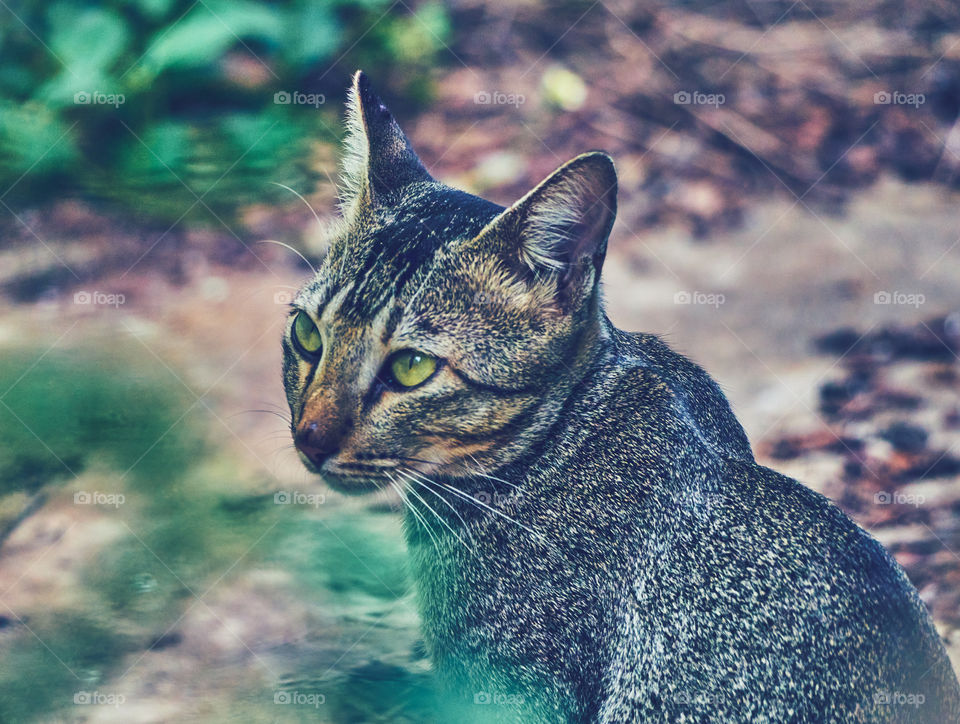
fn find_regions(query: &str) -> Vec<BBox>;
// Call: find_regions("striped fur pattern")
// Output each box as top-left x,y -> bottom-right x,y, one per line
282,72 -> 960,721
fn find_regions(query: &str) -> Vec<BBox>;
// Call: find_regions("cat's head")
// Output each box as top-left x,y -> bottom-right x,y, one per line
283,71 -> 617,492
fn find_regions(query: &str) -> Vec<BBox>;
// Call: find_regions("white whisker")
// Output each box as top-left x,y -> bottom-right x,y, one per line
397,470 -> 473,553
258,238 -> 317,275
387,473 -> 442,557
401,469 -> 474,532
463,453 -> 522,490
268,182 -> 325,229
426,481 -> 543,540
401,454 -> 523,492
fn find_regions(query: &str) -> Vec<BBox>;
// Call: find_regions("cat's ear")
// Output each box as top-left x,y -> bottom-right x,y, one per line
473,152 -> 617,301
340,70 -> 433,219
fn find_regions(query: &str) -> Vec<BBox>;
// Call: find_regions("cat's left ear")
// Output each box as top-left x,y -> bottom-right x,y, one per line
474,151 -> 617,305
340,70 -> 433,219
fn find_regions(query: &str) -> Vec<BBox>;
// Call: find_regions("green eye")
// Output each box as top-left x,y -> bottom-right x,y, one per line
388,350 -> 437,389
292,311 -> 322,357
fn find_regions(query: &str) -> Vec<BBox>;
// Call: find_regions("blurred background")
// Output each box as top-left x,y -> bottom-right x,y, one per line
1,0 -> 959,721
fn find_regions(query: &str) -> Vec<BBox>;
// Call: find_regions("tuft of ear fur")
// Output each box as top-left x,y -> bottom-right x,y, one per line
516,153 -> 617,275
469,152 -> 617,293
339,71 -> 433,221
339,74 -> 372,218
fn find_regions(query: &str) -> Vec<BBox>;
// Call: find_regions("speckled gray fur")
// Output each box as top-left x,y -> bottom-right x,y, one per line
410,323 -> 960,722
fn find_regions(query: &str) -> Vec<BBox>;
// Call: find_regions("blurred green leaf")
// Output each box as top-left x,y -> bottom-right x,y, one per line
275,512 -> 410,601
0,100 -> 78,184
47,3 -> 130,73
141,0 -> 283,74
0,0 -> 444,221
0,613 -> 132,722
387,1 -> 450,62
135,0 -> 177,22
285,0 -> 341,65
0,345 -> 283,721
0,350 -> 201,496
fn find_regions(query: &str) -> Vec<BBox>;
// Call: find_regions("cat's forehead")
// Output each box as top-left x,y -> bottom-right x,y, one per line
297,183 -> 502,322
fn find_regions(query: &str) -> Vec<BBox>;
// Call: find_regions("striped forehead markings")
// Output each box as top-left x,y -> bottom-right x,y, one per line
339,226 -> 448,319
311,187 -> 504,325
320,282 -> 355,323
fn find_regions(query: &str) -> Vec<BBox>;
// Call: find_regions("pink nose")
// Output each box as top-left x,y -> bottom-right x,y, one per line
294,418 -> 351,467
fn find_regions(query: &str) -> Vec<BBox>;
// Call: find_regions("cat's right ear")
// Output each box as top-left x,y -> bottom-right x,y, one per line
339,71 -> 433,222
470,152 -> 617,309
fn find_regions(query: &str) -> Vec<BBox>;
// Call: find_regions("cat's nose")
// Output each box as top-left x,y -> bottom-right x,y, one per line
294,419 -> 350,468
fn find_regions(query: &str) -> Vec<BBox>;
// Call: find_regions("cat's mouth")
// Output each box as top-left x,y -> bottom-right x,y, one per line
296,448 -> 484,495
297,452 -> 397,494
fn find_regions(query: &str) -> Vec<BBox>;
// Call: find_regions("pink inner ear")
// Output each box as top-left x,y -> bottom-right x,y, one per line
570,187 -> 617,259
517,154 -> 618,274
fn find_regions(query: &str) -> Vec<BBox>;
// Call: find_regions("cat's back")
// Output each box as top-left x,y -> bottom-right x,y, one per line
530,329 -> 959,719
600,458 -> 960,722
585,333 -> 960,721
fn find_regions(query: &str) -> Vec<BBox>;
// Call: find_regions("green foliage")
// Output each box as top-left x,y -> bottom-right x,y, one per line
0,348 -> 283,720
0,0 -> 450,223
273,512 -> 411,602
0,351 -> 202,495
0,613 -> 133,722
0,346 -> 439,721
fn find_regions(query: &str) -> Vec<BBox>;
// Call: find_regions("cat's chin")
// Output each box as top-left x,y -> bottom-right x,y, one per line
318,472 -> 386,495
295,451 -> 387,494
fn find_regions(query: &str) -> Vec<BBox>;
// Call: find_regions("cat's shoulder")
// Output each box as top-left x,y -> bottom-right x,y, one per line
597,326 -> 754,462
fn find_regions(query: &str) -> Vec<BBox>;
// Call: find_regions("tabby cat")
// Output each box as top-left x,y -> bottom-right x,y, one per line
282,71 -> 960,722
